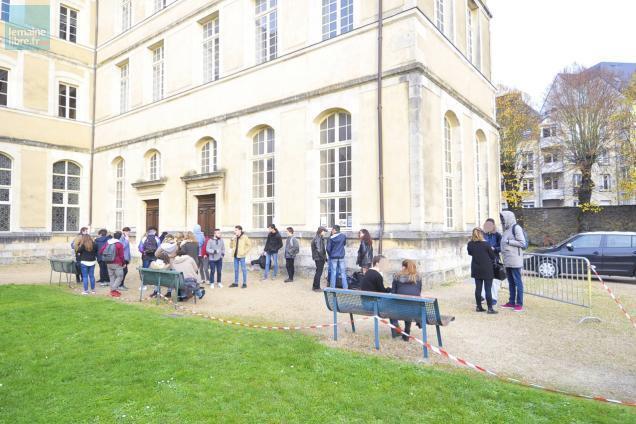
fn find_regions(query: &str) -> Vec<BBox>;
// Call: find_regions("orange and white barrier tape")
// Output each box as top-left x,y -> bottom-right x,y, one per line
591,266 -> 636,329
374,317 -> 636,407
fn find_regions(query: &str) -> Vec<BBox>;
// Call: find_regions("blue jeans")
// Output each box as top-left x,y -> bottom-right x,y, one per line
506,267 -> 524,306
209,259 -> 223,283
80,263 -> 96,291
142,254 -> 155,269
264,252 -> 278,278
329,258 -> 348,289
234,257 -> 247,285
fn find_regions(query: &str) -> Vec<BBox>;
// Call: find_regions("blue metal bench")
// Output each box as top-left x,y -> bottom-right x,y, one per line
138,268 -> 197,309
323,288 -> 454,358
49,258 -> 76,288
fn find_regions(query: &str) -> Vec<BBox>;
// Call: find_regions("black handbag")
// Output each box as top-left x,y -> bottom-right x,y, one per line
493,260 -> 507,280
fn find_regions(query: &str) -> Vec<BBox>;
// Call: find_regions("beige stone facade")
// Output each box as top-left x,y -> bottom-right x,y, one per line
1,0 -> 500,282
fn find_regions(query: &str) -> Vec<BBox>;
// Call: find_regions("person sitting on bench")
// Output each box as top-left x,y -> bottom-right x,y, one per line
390,260 -> 423,342
360,255 -> 391,293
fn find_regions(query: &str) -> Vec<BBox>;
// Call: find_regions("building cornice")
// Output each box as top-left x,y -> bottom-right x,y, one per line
0,136 -> 90,153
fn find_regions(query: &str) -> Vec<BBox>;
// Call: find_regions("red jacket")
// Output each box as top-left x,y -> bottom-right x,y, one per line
99,240 -> 125,266
200,236 -> 210,257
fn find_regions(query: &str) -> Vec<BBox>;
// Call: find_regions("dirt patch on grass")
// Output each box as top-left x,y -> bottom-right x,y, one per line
2,262 -> 635,401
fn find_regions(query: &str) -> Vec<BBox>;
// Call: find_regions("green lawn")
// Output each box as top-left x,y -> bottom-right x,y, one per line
0,285 -> 632,423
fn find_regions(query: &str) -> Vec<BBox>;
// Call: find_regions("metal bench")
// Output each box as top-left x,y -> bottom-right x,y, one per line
138,268 -> 197,308
323,288 -> 455,358
49,258 -> 77,288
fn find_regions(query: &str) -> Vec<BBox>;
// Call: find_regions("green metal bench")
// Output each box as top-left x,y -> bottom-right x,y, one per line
323,288 -> 454,358
49,258 -> 76,288
138,268 -> 199,308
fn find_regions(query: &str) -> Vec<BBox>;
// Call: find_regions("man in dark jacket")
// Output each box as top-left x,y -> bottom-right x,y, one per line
311,227 -> 327,291
263,224 -> 283,280
360,255 -> 391,293
326,225 -> 348,289
283,227 -> 300,283
94,229 -> 111,286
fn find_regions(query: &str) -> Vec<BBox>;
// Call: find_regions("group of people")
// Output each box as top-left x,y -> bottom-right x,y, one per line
467,211 -> 526,314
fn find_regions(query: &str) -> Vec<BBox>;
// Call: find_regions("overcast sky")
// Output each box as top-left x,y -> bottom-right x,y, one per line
489,0 -> 636,109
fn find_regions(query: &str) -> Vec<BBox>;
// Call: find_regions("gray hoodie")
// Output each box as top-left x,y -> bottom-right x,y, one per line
500,210 -> 526,269
206,237 -> 225,261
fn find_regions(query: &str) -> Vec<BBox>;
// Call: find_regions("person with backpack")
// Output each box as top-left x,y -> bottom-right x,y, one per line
284,227 -> 300,283
500,210 -> 527,312
230,225 -> 251,288
119,226 -> 132,291
77,234 -> 98,295
326,225 -> 348,289
206,229 -> 225,288
481,218 -> 502,304
94,229 -> 111,286
262,224 -> 283,281
356,229 -> 373,274
467,227 -> 498,314
99,231 -> 125,298
311,227 -> 327,292
139,227 -> 159,269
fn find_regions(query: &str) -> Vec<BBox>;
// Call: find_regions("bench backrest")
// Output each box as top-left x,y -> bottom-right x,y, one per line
139,268 -> 184,289
324,288 -> 442,326
50,259 -> 76,274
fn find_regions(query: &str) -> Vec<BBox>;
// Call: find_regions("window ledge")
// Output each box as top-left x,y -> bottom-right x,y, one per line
180,170 -> 225,183
131,178 -> 167,189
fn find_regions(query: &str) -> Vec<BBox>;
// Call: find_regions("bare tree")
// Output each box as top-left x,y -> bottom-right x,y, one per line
545,65 -> 630,204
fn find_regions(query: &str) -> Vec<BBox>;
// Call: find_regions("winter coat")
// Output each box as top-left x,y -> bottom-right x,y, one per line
121,236 -> 131,262
484,231 -> 502,255
284,235 -> 300,259
326,232 -> 346,259
230,234 -> 251,259
356,241 -> 373,268
264,232 -> 283,253
156,241 -> 178,266
500,211 -> 526,269
179,241 -> 200,264
172,255 -> 200,282
360,269 -> 390,293
391,274 -> 423,297
467,240 -> 495,280
206,237 -> 225,261
193,225 -> 205,251
77,243 -> 98,263
99,239 -> 125,266
95,235 -> 111,261
311,235 -> 327,261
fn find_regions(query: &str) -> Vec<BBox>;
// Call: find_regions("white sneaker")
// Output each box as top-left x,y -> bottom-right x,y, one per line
81,291 -> 89,295
139,285 -> 147,291
217,283 -> 223,288
210,283 -> 214,289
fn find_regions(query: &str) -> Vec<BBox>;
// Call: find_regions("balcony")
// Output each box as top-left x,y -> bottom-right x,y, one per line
541,188 -> 565,201
541,161 -> 564,174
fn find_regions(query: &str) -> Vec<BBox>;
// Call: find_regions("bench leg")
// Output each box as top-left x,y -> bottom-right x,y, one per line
349,313 -> 356,333
49,268 -> 53,285
58,272 -> 62,287
421,309 -> 428,359
332,292 -> 338,341
373,303 -> 380,351
436,325 -> 442,347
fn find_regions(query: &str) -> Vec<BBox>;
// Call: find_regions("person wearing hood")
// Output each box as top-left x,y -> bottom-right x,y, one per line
193,225 -> 208,283
390,260 -> 423,341
94,229 -> 112,286
139,227 -> 160,269
207,229 -> 225,288
172,253 -> 206,300
99,231 -> 125,297
263,224 -> 283,280
326,225 -> 348,289
119,226 -> 132,291
311,227 -> 328,291
155,234 -> 178,267
500,210 -> 527,312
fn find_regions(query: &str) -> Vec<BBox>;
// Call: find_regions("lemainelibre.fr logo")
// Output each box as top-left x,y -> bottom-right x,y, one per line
3,4 -> 50,50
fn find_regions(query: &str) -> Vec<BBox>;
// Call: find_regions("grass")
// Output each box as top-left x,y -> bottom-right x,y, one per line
0,285 -> 633,423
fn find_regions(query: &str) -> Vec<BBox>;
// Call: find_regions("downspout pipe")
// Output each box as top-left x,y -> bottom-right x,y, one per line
88,1 -> 99,229
377,0 -> 385,254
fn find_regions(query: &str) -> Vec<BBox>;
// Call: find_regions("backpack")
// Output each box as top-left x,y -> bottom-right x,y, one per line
512,224 -> 529,249
101,243 -> 117,263
143,235 -> 158,255
349,271 -> 364,290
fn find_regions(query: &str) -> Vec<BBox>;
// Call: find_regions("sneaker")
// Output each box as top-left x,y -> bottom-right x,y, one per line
492,299 -> 498,306
217,283 -> 223,288
139,285 -> 147,291
150,292 -> 158,298
165,291 -> 172,299
100,282 -> 109,287
487,309 -> 498,315
209,283 -> 215,289
270,276 -> 276,281
198,289 -> 206,300
119,285 -> 129,291
261,277 -> 268,281
229,283 -> 239,288
513,305 -> 524,312
312,288 -> 322,292
284,279 -> 293,283
501,302 -> 515,309
81,291 -> 89,295
475,306 -> 486,312
110,290 -> 121,297
90,290 -> 96,295
241,284 -> 247,289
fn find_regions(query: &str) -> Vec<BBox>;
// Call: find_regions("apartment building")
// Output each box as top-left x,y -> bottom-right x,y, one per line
1,0 -> 500,281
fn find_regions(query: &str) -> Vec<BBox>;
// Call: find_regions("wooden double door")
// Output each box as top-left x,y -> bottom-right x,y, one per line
145,199 -> 159,231
197,194 -> 216,235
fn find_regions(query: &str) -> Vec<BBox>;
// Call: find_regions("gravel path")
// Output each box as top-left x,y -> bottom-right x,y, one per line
2,262 -> 635,401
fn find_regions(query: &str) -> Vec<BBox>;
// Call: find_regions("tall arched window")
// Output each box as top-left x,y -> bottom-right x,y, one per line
0,153 -> 11,231
52,160 -> 80,232
255,0 -> 277,64
115,158 -> 125,229
200,139 -> 217,174
252,127 -> 275,228
443,116 -> 454,229
319,111 -> 352,228
148,151 -> 161,181
436,0 -> 454,41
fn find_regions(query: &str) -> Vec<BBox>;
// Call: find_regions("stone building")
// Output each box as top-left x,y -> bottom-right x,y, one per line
1,0 -> 500,282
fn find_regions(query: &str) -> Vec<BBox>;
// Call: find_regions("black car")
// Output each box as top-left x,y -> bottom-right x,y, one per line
530,232 -> 636,279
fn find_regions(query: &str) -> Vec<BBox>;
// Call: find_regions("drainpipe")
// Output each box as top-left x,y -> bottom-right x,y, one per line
377,0 -> 385,254
88,1 -> 99,229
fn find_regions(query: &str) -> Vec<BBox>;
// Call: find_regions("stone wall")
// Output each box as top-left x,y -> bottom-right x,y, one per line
521,206 -> 636,246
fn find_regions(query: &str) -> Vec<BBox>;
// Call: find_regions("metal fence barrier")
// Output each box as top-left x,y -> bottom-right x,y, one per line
503,253 -> 600,323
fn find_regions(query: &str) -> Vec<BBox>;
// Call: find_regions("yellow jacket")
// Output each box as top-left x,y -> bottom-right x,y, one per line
230,234 -> 251,258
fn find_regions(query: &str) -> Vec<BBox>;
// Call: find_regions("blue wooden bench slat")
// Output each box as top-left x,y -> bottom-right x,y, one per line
323,288 -> 454,359
138,268 -> 196,308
